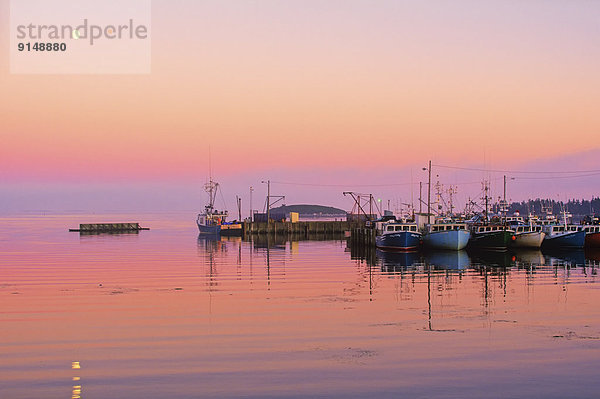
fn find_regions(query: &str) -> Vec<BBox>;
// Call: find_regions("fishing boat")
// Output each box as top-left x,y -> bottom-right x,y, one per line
580,225 -> 600,248
465,179 -> 515,250
423,222 -> 470,250
512,224 -> 545,248
468,224 -> 515,250
541,224 -> 585,248
196,178 -> 242,236
375,220 -> 422,251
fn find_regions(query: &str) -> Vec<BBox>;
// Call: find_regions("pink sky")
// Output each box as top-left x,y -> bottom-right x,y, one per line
1,0 -> 599,213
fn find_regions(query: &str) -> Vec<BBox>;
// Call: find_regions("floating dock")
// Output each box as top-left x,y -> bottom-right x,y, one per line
69,223 -> 150,233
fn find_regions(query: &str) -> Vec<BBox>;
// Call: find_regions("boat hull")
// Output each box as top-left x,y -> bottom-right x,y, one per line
543,231 -> 586,249
197,223 -> 221,235
512,231 -> 545,248
585,232 -> 600,248
423,230 -> 470,250
376,231 -> 422,251
468,230 -> 515,250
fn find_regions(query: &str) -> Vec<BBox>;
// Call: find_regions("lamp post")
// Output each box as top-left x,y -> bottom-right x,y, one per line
249,186 -> 254,220
261,180 -> 270,224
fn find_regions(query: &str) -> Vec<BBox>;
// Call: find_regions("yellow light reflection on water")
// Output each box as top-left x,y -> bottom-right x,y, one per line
72,362 -> 82,398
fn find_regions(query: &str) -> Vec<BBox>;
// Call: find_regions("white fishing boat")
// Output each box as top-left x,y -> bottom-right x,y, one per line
196,178 -> 242,236
512,224 -> 545,248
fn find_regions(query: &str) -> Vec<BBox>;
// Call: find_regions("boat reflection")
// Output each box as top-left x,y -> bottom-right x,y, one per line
467,248 -> 517,268
512,249 -> 544,265
586,248 -> 600,262
543,248 -> 586,267
197,234 -> 225,253
423,250 -> 470,270
376,249 -> 422,272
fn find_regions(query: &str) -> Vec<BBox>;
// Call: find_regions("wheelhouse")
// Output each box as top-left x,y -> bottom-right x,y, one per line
581,225 -> 600,234
385,224 -> 419,232
430,223 -> 468,232
474,225 -> 513,233
515,225 -> 543,233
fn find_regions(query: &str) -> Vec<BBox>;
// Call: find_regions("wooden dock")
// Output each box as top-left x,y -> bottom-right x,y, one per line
349,227 -> 376,247
244,221 -> 361,236
69,223 -> 150,233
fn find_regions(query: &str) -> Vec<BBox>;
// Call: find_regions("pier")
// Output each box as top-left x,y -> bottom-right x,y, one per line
243,221 -> 362,237
349,227 -> 376,247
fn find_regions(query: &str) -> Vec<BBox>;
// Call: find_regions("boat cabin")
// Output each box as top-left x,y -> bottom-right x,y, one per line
197,210 -> 228,227
473,225 -> 513,234
430,223 -> 468,232
503,216 -> 525,225
544,225 -> 579,234
384,224 -> 418,232
515,225 -> 543,233
581,225 -> 600,234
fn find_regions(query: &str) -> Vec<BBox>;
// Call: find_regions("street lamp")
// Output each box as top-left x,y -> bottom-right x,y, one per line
261,180 -> 270,224
249,186 -> 254,220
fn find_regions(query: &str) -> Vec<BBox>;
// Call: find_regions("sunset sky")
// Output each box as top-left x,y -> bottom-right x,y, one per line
1,0 -> 599,213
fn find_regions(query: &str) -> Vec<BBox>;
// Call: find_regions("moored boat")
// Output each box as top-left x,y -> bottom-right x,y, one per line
423,222 -> 470,250
376,221 -> 422,251
579,225 -> 600,248
512,224 -> 545,248
542,224 -> 585,248
197,178 -> 242,236
468,224 -> 515,250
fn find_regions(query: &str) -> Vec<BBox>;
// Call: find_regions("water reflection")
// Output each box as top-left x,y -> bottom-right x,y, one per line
512,249 -> 545,267
197,235 -> 227,288
71,361 -> 82,399
423,250 -> 469,270
198,234 -> 600,278
376,249 -> 422,272
5,214 -> 600,399
543,248 -> 586,267
361,245 -> 598,275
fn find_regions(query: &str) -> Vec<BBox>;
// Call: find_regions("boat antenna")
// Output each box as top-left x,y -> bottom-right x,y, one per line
208,145 -> 213,183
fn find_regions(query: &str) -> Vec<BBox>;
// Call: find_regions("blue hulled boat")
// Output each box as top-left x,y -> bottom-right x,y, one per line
423,222 -> 471,250
542,224 -> 585,248
376,221 -> 422,251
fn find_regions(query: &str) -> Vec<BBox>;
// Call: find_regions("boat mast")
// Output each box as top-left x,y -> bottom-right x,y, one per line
205,146 -> 218,212
483,180 -> 489,222
503,175 -> 507,219
427,160 -> 432,224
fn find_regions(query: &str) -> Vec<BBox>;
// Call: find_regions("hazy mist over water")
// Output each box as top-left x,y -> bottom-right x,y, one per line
2,212 -> 600,398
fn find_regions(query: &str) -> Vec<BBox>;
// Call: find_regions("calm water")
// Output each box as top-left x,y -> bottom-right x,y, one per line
2,213 -> 600,398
